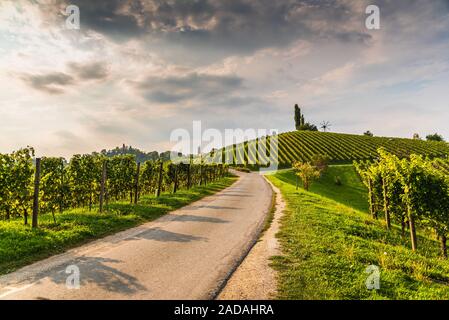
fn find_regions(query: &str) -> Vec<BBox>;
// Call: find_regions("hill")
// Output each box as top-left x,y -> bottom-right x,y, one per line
96,144 -> 177,163
223,131 -> 449,168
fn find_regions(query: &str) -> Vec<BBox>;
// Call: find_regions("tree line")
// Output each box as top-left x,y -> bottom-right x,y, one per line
0,147 -> 228,228
354,149 -> 449,257
97,144 -> 181,163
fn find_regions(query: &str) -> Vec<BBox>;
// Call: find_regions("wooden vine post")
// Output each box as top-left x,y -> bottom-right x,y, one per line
244,141 -> 248,167
59,159 -> 64,214
382,176 -> 391,230
367,178 -> 376,219
173,165 -> 178,193
187,163 -> 191,189
100,161 -> 107,212
134,162 -> 140,204
256,138 -> 259,165
200,154 -> 203,186
408,205 -> 418,251
156,161 -> 163,197
32,158 -> 41,229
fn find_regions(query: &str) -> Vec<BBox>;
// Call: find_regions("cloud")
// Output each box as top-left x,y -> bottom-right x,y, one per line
19,72 -> 75,94
41,0 -> 375,63
131,72 -> 244,104
68,61 -> 110,81
35,0 -> 449,67
19,61 -> 110,94
3,0 -> 449,158
37,0 -> 144,42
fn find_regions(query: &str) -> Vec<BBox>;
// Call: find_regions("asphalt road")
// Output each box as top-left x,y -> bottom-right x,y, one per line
0,171 -> 272,300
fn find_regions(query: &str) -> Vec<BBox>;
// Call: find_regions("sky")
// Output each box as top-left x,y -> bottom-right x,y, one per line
0,0 -> 448,158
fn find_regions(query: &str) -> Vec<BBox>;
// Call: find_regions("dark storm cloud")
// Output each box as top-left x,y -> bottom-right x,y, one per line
133,72 -> 244,103
40,0 -> 449,64
64,0 -> 145,41
49,0 -> 370,53
19,72 -> 75,94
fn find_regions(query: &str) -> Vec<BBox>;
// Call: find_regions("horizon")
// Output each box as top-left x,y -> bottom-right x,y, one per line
8,128 -> 448,161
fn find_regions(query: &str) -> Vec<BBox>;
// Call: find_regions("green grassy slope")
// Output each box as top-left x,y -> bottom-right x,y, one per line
0,176 -> 237,275
273,165 -> 368,212
266,166 -> 449,300
219,131 -> 449,168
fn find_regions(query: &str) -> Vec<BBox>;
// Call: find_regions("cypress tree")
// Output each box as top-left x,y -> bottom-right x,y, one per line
294,104 -> 301,130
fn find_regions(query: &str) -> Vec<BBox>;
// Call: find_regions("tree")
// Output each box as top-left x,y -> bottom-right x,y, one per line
364,131 -> 374,137
159,151 -> 172,162
311,154 -> 330,172
292,161 -> 321,191
298,123 -> 318,131
98,145 -> 163,163
413,133 -> 421,140
294,105 -> 317,131
320,121 -> 331,132
426,133 -> 444,142
294,104 -> 302,130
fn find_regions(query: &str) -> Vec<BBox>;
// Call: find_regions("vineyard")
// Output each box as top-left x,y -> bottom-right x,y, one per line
221,131 -> 449,168
0,147 -> 228,227
267,164 -> 449,299
355,149 -> 449,257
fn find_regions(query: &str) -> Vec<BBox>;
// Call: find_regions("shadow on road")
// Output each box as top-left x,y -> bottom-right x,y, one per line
30,256 -> 147,296
172,214 -> 230,224
126,227 -> 208,243
217,193 -> 253,198
185,205 -> 242,210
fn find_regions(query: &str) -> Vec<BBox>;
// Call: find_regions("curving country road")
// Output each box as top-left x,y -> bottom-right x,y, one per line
0,171 -> 272,300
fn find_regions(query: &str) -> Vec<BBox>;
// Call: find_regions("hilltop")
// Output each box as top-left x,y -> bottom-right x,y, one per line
225,131 -> 449,168
95,144 -> 178,163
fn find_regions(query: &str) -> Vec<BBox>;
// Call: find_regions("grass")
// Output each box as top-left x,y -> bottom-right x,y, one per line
266,165 -> 449,300
272,165 -> 368,212
261,189 -> 277,235
0,176 -> 237,275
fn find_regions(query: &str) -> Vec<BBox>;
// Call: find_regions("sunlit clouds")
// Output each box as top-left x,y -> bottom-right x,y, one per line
0,0 -> 448,157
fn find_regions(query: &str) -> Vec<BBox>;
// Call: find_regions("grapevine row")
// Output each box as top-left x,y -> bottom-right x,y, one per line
0,147 -> 228,227
214,131 -> 449,168
354,149 -> 449,257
